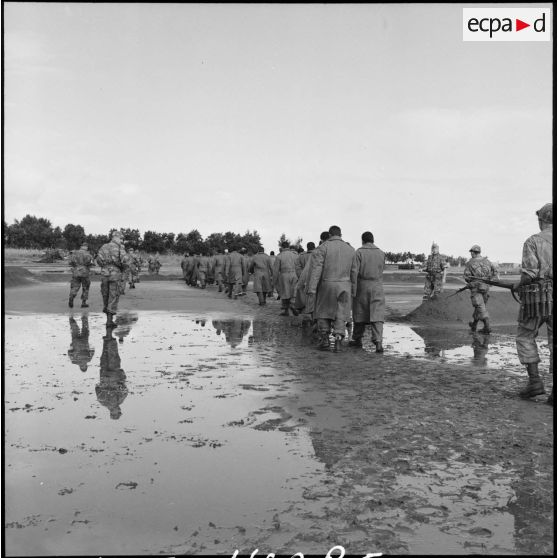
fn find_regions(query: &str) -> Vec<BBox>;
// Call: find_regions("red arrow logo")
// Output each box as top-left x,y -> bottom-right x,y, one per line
516,19 -> 530,31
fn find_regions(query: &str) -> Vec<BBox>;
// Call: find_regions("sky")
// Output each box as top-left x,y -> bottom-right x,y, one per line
3,3 -> 553,262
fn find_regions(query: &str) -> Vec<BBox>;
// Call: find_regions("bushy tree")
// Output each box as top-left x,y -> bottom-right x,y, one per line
239,230 -> 262,254
63,224 -> 86,250
6,215 -> 56,248
142,230 -> 165,253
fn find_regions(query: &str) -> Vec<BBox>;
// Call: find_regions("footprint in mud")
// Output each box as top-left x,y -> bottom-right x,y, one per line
250,405 -> 304,432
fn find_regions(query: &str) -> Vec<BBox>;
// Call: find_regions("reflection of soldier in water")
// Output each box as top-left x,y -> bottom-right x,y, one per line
471,332 -> 490,365
412,327 -> 470,358
96,326 -> 128,419
68,315 -> 95,371
212,319 -> 251,348
113,311 -> 138,344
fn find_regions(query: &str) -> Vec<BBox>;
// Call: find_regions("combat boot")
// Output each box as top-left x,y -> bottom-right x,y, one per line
469,320 -> 478,332
479,319 -> 491,334
68,296 -> 74,308
375,341 -> 384,353
519,363 -> 545,399
348,338 -> 363,348
106,312 -> 117,328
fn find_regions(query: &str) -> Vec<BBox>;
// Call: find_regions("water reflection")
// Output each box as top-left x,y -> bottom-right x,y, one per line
67,315 -> 95,372
248,319 -> 275,344
113,311 -> 138,344
471,332 -> 490,366
212,319 -> 251,348
96,326 -> 128,419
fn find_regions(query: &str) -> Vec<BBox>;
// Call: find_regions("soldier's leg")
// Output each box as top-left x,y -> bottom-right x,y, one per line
517,316 -> 545,398
433,275 -> 443,297
280,298 -> 289,315
256,292 -> 264,305
100,278 -> 110,313
479,292 -> 491,333
349,322 -> 366,346
106,280 -> 120,322
422,275 -> 433,300
371,321 -> 384,352
316,318 -> 331,349
81,277 -> 91,306
69,278 -> 81,307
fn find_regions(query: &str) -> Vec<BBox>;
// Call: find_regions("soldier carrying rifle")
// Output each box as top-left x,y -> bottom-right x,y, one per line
463,245 -> 499,334
513,203 -> 554,404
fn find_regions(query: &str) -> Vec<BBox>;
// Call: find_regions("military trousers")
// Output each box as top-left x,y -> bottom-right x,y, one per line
352,322 -> 384,343
470,290 -> 490,321
100,277 -> 121,315
70,276 -> 91,302
423,274 -> 443,299
516,314 -> 553,366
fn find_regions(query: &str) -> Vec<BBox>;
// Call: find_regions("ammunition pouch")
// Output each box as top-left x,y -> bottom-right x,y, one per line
518,280 -> 553,321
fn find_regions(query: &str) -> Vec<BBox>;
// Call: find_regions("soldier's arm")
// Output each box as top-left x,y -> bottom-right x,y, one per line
350,252 -> 360,297
307,247 -> 325,294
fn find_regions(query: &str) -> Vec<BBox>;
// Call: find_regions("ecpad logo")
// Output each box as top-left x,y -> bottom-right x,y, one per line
463,8 -> 550,41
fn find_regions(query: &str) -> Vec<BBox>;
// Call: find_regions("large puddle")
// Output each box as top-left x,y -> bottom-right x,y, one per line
4,311 -> 553,555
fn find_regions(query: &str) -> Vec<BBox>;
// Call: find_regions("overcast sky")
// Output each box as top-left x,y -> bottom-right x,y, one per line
4,3 -> 553,261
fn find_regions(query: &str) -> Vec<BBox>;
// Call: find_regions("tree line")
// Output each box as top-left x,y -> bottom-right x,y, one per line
3,215 -> 262,255
4,214 -> 469,264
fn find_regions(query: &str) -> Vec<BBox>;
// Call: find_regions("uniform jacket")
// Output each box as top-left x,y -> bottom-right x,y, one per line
96,241 -> 127,280
464,256 -> 498,293
424,253 -> 446,277
70,248 -> 93,278
350,243 -> 385,323
521,226 -> 553,280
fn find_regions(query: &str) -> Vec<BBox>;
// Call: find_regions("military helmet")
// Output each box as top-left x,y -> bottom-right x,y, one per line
469,244 -> 481,253
536,203 -> 553,224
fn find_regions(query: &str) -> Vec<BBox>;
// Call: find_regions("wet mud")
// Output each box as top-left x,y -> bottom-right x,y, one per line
4,279 -> 554,556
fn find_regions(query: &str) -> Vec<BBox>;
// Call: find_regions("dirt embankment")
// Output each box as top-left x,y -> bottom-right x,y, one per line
404,291 -> 519,326
3,266 -> 40,288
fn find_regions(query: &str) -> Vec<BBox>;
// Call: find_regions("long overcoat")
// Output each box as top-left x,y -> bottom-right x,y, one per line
350,243 -> 386,323
273,249 -> 298,299
250,252 -> 274,293
224,251 -> 245,284
307,236 -> 355,320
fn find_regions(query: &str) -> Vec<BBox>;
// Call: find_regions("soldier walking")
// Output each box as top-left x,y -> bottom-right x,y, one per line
307,226 -> 356,350
213,250 -> 226,292
513,203 -> 554,404
126,247 -> 138,289
349,231 -> 386,352
273,242 -> 299,315
96,230 -> 127,326
68,242 -> 93,308
224,246 -> 245,299
250,247 -> 274,305
422,242 -> 448,300
463,244 -> 499,334
197,253 -> 210,289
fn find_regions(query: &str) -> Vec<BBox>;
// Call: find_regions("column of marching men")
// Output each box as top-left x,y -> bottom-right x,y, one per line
69,203 -> 553,406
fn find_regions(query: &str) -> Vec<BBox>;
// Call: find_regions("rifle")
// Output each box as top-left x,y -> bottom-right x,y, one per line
475,277 -> 521,303
446,284 -> 471,298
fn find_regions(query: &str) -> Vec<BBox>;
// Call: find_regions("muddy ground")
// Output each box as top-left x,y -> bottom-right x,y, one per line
3,266 -> 555,556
